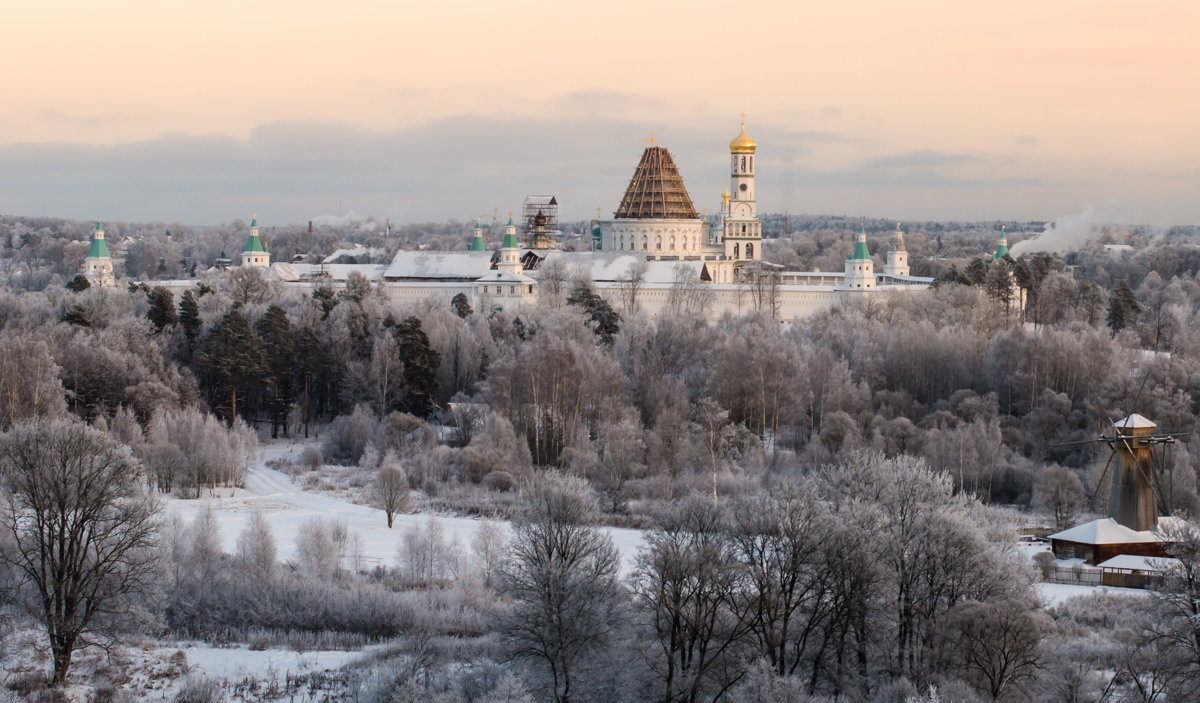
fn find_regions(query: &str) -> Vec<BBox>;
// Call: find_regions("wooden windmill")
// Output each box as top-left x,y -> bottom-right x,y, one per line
1091,414 -> 1187,531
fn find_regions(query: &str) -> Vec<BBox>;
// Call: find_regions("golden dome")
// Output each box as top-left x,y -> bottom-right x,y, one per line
730,123 -> 756,153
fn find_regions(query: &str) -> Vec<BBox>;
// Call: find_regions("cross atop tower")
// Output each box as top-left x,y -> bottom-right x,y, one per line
739,111 -> 747,126
644,132 -> 661,146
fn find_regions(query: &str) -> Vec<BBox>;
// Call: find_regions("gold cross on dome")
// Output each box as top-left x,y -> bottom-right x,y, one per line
644,132 -> 661,146
739,112 -> 747,126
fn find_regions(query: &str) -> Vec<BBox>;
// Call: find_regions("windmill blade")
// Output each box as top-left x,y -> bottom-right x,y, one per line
1092,450 -> 1116,513
1048,437 -> 1106,450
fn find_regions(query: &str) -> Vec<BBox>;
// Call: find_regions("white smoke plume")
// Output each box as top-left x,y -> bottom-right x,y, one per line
310,211 -> 382,233
1009,205 -> 1105,257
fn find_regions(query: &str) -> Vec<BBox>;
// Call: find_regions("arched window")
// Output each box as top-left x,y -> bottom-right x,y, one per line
619,234 -> 624,250
749,156 -> 753,171
733,243 -> 740,258
747,243 -> 754,259
669,235 -> 675,250
732,155 -> 738,171
741,156 -> 746,170
741,224 -> 746,233
656,236 -> 662,251
642,235 -> 648,251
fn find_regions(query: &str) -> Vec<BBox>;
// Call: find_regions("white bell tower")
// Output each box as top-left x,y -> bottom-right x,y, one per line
724,115 -> 761,261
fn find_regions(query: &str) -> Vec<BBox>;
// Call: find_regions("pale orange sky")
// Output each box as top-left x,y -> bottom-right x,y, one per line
3,1 -> 1199,224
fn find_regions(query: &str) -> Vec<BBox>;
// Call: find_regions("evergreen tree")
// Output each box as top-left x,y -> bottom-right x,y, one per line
178,290 -> 202,352
65,274 -> 90,293
146,286 -> 178,333
201,304 -> 266,425
566,284 -> 621,346
59,304 -> 90,327
393,316 -> 441,418
295,325 -> 325,437
255,304 -> 295,438
451,292 -> 473,319
1107,279 -> 1141,333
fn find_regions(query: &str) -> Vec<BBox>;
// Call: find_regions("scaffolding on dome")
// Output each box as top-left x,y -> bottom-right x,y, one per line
522,195 -> 559,249
614,146 -> 698,220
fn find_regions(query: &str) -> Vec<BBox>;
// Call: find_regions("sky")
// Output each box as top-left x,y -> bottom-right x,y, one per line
2,1 -> 1198,227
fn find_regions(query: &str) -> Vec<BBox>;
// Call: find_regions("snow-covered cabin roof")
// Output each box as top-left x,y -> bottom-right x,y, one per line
384,251 -> 495,280
1114,414 -> 1157,429
1096,555 -> 1180,572
1048,518 -> 1162,545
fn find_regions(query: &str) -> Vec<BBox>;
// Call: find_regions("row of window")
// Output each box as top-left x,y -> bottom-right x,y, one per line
481,285 -> 535,295
732,155 -> 754,172
617,234 -> 699,252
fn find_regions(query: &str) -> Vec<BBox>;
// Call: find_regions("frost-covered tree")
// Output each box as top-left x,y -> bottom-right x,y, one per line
499,474 -> 623,703
0,417 -> 159,686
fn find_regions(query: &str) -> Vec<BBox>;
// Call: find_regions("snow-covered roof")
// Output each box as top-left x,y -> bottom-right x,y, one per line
1048,518 -> 1162,545
384,251 -> 494,279
1096,555 -> 1180,572
285,263 -> 386,281
536,251 -> 703,284
1114,414 -> 1157,429
476,270 -> 535,284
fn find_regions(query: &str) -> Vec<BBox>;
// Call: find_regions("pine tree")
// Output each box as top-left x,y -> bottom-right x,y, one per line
295,325 -> 325,437
201,304 -> 266,425
255,304 -> 295,438
60,304 -> 90,327
178,290 -> 202,352
566,284 -> 621,346
451,292 -> 473,319
65,275 -> 90,292
1107,279 -> 1140,333
393,316 -> 441,418
146,286 -> 178,333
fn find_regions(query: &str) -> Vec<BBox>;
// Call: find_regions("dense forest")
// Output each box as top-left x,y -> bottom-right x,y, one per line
4,214 -> 1200,701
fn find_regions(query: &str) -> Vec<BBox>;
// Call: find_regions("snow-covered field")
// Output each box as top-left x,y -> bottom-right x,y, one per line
165,441 -> 648,573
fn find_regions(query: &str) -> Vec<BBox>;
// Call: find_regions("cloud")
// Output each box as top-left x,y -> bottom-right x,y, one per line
862,150 -> 977,170
1,117 -> 1196,226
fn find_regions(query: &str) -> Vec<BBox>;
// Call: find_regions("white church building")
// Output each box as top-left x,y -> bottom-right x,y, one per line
152,120 -> 936,320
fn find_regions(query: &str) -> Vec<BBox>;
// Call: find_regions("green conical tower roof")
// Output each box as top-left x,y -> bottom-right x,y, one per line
243,218 -> 267,253
502,213 -> 519,249
470,224 -> 486,251
88,221 -> 110,259
849,225 -> 871,260
993,228 -> 1009,260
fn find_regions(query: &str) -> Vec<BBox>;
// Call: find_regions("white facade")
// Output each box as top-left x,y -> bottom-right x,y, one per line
884,224 -> 910,277
600,219 -> 711,257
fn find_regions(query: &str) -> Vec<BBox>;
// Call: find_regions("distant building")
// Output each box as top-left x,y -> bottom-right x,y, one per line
241,218 -> 270,268
237,119 -> 937,319
83,220 -> 116,287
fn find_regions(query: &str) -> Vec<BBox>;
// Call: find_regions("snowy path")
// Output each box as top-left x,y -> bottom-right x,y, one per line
166,441 -> 647,572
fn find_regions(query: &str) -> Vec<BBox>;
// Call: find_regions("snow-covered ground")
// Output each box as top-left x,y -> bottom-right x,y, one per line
165,441 -> 648,573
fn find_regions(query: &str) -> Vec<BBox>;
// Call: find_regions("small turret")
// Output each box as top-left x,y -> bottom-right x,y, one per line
498,212 -> 522,275
470,219 -> 486,251
844,225 -> 876,289
83,220 -> 115,286
241,216 -> 270,268
993,226 -> 1010,261
884,222 -> 910,277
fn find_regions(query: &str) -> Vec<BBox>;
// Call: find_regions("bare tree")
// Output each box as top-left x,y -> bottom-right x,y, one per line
498,474 -> 623,703
372,463 -> 409,528
0,417 -> 159,686
235,510 -> 277,586
940,598 -> 1046,700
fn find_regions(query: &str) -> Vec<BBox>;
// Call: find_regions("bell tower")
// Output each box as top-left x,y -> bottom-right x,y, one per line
724,115 -> 761,261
